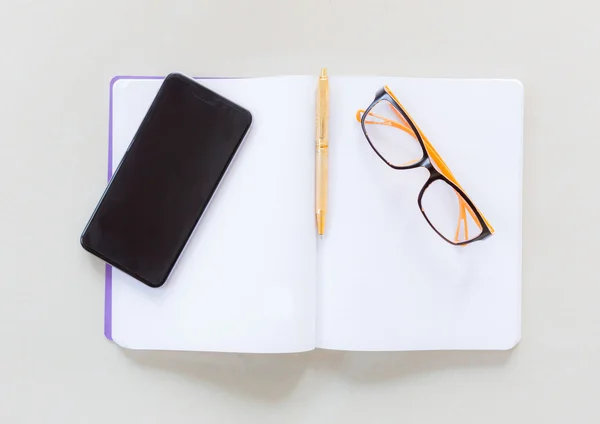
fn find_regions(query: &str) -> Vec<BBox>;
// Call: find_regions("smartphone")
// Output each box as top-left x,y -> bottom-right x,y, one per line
81,73 -> 252,288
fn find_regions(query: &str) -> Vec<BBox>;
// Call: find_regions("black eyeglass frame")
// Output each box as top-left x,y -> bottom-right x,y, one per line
359,87 -> 493,245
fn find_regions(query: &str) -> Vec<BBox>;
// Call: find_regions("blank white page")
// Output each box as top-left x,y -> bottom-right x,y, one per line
110,76 -> 316,353
317,76 -> 523,351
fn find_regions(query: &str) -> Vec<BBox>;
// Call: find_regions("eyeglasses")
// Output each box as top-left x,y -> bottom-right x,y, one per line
356,86 -> 494,245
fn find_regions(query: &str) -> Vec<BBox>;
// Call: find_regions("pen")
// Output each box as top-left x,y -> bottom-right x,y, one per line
316,68 -> 329,236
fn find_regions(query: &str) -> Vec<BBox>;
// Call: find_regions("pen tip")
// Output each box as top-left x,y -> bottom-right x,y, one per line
320,68 -> 327,78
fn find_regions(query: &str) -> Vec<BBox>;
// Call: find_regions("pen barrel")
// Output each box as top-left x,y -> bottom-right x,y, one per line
316,69 -> 328,235
316,78 -> 329,140
316,141 -> 328,234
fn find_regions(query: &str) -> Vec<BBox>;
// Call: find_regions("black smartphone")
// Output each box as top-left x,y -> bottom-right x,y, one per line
81,73 -> 252,288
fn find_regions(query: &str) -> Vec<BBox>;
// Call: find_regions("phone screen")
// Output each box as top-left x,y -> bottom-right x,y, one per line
81,74 -> 252,288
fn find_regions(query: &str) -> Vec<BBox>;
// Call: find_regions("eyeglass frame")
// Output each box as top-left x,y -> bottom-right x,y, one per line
357,86 -> 494,245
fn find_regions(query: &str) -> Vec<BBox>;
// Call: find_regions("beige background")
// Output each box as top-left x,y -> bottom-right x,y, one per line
0,0 -> 596,422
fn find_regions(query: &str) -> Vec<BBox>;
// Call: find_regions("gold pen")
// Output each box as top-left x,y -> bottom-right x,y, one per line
316,68 -> 329,236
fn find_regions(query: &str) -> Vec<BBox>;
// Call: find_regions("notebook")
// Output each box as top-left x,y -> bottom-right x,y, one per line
104,74 -> 523,352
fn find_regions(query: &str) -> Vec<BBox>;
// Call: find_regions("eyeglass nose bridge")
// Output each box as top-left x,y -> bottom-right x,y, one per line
418,158 -> 448,193
419,157 -> 439,177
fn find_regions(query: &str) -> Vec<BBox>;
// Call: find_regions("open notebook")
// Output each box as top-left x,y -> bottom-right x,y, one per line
105,75 -> 523,352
